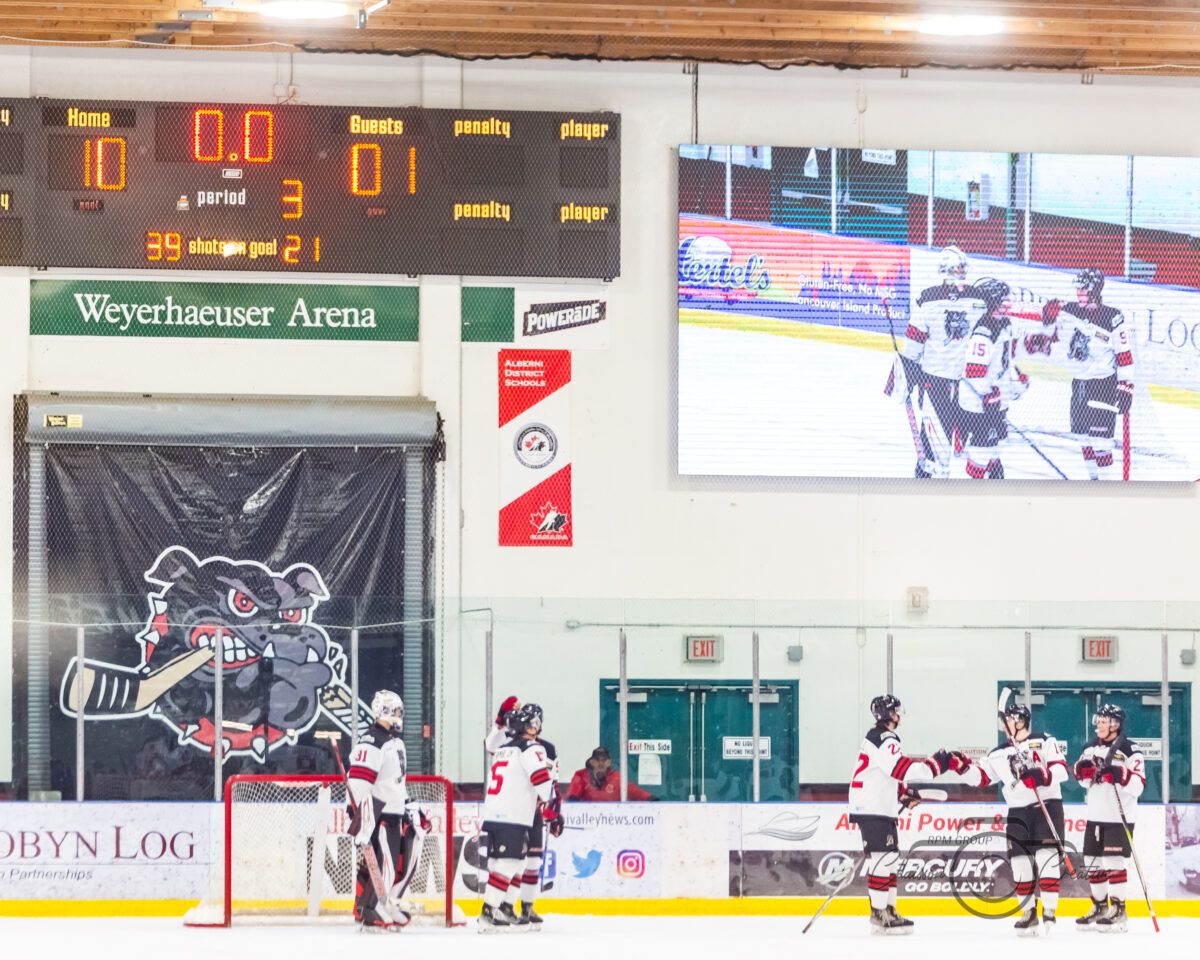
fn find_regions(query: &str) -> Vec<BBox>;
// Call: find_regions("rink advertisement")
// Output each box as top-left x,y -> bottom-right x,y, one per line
29,280 -> 420,341
498,348 -> 573,546
678,145 -> 1200,481
732,803 -> 1166,905
0,802 -> 213,902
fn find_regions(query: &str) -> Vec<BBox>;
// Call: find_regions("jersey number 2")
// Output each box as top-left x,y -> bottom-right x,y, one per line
851,752 -> 869,789
487,760 -> 508,796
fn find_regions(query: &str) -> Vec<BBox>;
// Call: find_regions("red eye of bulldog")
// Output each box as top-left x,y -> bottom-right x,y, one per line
279,607 -> 306,624
227,589 -> 258,618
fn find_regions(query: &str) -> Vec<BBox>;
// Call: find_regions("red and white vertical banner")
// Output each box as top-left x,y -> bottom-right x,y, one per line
499,349 -> 572,546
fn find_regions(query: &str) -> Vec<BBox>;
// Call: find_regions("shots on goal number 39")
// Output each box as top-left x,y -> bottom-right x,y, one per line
677,145 -> 1200,481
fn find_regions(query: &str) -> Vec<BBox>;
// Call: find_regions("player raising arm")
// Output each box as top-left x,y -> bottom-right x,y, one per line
1073,704 -> 1146,932
848,694 -> 955,935
479,703 -> 561,933
346,691 -> 431,932
953,701 -> 1068,936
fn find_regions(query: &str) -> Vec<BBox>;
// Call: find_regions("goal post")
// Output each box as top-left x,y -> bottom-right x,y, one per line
184,774 -> 459,927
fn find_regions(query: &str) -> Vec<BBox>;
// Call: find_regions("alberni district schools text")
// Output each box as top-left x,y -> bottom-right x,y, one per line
505,360 -> 547,388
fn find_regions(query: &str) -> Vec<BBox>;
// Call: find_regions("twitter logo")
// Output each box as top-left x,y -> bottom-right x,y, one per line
572,850 -> 602,879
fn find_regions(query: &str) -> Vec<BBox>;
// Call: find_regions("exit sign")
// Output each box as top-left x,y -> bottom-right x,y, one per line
1082,635 -> 1119,662
686,635 -> 723,663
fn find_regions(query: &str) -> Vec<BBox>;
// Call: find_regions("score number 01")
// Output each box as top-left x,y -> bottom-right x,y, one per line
144,107 -> 416,264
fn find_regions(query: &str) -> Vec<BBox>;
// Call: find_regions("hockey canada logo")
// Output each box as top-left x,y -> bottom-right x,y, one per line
514,423 -> 558,469
59,546 -> 370,761
530,502 -> 570,541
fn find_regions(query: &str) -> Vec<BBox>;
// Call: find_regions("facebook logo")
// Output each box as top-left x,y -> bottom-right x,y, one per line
541,850 -> 557,883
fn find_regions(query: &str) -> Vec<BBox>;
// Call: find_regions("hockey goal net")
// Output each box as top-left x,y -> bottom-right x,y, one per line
184,774 -> 461,927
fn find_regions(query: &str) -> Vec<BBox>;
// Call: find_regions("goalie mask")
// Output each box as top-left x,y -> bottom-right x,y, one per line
371,689 -> 404,730
938,245 -> 969,286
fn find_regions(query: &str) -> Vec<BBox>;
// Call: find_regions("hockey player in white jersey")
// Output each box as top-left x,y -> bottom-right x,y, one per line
479,703 -> 561,933
1033,269 -> 1135,479
346,690 -> 432,932
1072,703 -> 1145,932
848,694 -> 954,934
902,245 -> 984,478
483,696 -> 562,929
953,701 -> 1068,936
957,277 -> 1029,479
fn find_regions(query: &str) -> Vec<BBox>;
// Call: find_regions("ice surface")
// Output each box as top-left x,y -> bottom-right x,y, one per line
1,914 -> 1188,960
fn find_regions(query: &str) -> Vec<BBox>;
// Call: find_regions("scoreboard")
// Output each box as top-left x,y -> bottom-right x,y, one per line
0,99 -> 620,277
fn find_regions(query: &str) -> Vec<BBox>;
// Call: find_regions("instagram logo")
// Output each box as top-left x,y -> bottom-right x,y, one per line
616,849 -> 645,879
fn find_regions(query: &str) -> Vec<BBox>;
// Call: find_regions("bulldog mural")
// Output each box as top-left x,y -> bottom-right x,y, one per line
60,546 -> 373,761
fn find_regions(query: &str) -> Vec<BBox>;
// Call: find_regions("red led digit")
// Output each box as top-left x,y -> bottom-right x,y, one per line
244,110 -> 274,163
193,109 -> 223,162
350,143 -> 381,196
281,179 -> 303,220
165,232 -> 182,261
83,138 -> 91,187
146,231 -> 162,261
283,235 -> 301,263
409,146 -> 416,194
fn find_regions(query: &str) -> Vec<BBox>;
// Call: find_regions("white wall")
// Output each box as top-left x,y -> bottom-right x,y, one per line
3,48 -> 1200,790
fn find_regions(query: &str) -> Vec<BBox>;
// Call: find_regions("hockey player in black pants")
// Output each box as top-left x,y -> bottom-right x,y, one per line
1072,704 -> 1146,933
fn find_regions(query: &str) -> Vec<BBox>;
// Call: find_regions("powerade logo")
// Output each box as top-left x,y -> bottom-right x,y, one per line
678,236 -> 770,292
616,849 -> 646,878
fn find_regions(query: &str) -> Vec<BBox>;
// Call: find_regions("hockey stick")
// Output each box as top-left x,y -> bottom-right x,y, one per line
61,645 -> 215,715
317,731 -> 392,912
802,853 -> 865,934
1122,412 -> 1132,481
881,298 -> 931,471
997,687 -> 1077,879
1110,783 -> 1158,932
960,378 -> 1068,480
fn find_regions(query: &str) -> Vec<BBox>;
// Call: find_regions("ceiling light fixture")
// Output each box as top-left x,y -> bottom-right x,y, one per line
259,0 -> 351,20
915,15 -> 1004,37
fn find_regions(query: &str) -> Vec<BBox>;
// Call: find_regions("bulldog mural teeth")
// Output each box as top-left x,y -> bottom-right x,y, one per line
60,545 -> 373,760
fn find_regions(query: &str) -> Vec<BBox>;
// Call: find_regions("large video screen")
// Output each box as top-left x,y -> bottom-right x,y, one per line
677,146 -> 1200,481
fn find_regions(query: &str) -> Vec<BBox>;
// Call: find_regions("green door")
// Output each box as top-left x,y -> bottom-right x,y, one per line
599,679 -> 798,801
1000,681 -> 1190,803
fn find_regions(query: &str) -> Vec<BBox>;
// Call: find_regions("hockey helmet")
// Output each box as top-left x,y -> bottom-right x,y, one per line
1093,702 -> 1125,729
1001,699 -> 1031,733
972,277 -> 1011,314
509,702 -> 544,736
371,689 -> 404,729
870,694 -> 903,724
1074,267 -> 1105,300
937,245 -> 969,285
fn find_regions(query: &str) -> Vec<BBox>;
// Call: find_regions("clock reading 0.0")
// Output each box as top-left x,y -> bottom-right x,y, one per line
2,99 -> 621,276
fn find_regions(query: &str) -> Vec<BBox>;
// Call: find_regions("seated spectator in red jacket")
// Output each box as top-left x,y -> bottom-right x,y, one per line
565,747 -> 654,801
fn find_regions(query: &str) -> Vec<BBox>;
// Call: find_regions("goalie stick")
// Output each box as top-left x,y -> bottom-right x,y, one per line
996,687 -> 1077,878
881,298 -> 935,473
802,789 -> 947,933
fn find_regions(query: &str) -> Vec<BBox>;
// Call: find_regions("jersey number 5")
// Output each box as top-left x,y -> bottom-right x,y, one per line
851,752 -> 869,789
487,760 -> 508,796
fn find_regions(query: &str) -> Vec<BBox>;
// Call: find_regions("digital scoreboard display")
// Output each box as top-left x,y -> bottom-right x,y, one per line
0,99 -> 620,277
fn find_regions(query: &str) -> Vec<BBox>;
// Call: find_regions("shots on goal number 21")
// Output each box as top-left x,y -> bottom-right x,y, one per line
677,145 -> 1200,482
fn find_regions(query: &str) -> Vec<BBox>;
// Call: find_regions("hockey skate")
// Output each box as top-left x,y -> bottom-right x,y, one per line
499,902 -> 524,931
358,904 -> 406,934
1075,899 -> 1109,930
519,901 -> 545,931
870,907 -> 912,936
1041,910 -> 1056,934
1013,908 -> 1040,937
477,903 -> 513,934
885,905 -> 914,934
1097,900 -> 1127,933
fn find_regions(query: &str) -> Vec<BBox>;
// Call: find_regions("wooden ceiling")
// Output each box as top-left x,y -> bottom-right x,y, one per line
3,1 -> 1200,73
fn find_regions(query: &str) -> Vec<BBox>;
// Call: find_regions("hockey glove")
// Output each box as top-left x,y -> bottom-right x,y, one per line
1018,764 -> 1051,790
948,750 -> 973,774
929,749 -> 953,776
496,695 -> 520,727
543,793 -> 565,837
1098,763 -> 1130,786
1041,299 -> 1061,324
982,386 -> 1003,408
1073,757 -> 1098,783
405,800 -> 432,834
899,786 -> 922,811
1116,381 -> 1134,415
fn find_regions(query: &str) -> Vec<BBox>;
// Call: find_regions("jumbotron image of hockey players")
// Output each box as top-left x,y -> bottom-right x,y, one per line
346,691 -> 432,932
957,277 -> 1029,480
902,245 -> 983,478
479,703 -> 563,933
847,695 -> 955,935
1072,704 -> 1146,932
1033,268 -> 1136,480
954,700 -> 1068,936
484,695 -> 563,929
